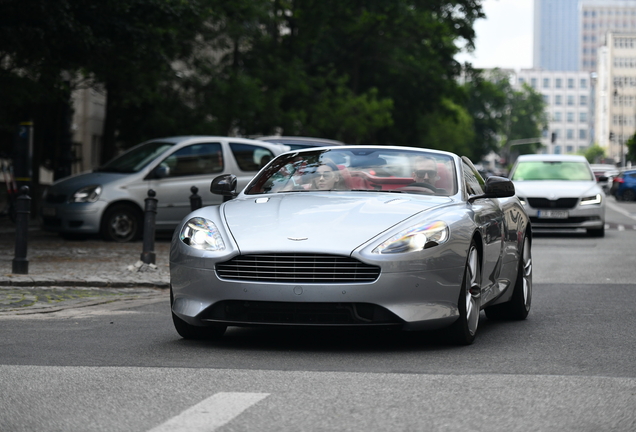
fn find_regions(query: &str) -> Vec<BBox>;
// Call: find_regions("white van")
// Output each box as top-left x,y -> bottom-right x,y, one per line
41,136 -> 288,241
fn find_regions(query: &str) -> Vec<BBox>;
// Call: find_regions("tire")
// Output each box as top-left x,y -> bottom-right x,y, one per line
100,204 -> 142,242
170,287 -> 226,340
623,189 -> 636,201
587,226 -> 605,237
485,236 -> 532,320
446,240 -> 481,345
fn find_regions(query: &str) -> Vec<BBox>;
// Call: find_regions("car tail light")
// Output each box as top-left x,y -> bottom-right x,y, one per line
614,177 -> 625,184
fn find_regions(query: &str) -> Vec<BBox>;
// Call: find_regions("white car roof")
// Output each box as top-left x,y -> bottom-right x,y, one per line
516,154 -> 588,162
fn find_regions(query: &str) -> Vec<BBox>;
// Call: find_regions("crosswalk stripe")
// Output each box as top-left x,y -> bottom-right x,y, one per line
148,392 -> 270,432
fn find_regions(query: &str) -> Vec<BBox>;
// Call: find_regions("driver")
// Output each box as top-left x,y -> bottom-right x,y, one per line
410,156 -> 442,193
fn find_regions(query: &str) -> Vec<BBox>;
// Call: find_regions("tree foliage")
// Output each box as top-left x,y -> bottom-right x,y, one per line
461,69 -> 548,163
1,0 -> 499,170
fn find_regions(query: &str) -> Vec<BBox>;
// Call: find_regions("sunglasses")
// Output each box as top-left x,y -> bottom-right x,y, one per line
414,169 -> 437,178
316,171 -> 335,180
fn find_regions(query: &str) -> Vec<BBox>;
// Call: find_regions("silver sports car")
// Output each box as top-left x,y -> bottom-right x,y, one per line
170,146 -> 532,345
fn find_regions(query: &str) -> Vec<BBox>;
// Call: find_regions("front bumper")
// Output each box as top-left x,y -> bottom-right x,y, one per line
40,201 -> 107,234
525,205 -> 604,229
170,260 -> 465,331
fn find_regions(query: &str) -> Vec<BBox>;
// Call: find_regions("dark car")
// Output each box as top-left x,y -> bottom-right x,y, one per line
257,136 -> 345,150
610,169 -> 636,201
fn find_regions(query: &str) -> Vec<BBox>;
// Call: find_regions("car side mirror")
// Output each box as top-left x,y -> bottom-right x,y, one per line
154,164 -> 170,179
598,176 -> 608,182
211,174 -> 238,201
468,176 -> 515,203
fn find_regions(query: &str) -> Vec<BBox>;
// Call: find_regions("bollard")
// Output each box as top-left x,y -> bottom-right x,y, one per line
190,185 -> 202,211
12,186 -> 31,274
140,189 -> 157,265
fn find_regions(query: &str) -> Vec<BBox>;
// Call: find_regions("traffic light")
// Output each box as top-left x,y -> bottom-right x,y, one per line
610,132 -> 615,140
551,132 -> 556,143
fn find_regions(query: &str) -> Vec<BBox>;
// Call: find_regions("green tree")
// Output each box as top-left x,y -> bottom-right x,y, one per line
581,144 -> 606,164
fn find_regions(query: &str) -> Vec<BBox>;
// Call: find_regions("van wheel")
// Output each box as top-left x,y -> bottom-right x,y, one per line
100,204 -> 142,242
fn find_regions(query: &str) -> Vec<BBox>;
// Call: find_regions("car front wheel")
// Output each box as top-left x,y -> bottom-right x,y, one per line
446,240 -> 481,345
100,204 -> 142,242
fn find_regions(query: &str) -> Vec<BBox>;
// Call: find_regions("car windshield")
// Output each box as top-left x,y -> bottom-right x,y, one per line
96,141 -> 175,173
511,161 -> 594,181
245,147 -> 457,195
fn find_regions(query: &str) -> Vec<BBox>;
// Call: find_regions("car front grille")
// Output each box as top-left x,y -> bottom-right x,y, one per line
527,197 -> 579,209
216,254 -> 381,283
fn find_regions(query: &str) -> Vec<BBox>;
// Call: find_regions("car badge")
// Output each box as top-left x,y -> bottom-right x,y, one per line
288,237 -> 308,241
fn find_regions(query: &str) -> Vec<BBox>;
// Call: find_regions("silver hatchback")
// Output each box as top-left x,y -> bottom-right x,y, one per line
41,136 -> 288,241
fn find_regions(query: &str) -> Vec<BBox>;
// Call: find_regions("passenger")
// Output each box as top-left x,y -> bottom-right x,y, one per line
410,156 -> 442,193
312,160 -> 346,190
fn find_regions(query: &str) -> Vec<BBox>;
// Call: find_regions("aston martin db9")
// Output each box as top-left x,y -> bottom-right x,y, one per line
169,146 -> 532,345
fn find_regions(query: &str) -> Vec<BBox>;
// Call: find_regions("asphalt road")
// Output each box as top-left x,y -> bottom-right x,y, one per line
1,199 -> 636,432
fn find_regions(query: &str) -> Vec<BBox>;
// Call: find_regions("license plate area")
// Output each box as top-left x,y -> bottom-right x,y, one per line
537,210 -> 568,219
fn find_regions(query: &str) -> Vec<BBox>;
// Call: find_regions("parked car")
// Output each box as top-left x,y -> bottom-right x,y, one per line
610,168 -> 636,201
509,154 -> 605,237
169,145 -> 532,345
41,136 -> 288,242
257,136 -> 345,150
590,164 -> 619,193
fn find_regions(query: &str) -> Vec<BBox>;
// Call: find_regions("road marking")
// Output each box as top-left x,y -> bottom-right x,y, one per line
148,392 -> 269,432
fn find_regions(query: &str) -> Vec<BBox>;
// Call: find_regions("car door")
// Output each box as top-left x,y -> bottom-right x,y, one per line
462,159 -> 505,303
147,141 -> 225,229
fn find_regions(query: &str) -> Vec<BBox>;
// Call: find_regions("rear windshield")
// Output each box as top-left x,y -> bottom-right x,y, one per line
96,141 -> 175,173
511,161 -> 594,181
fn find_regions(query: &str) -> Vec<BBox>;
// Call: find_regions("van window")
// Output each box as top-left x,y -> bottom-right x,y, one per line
97,141 -> 175,173
230,143 -> 275,171
162,143 -> 224,177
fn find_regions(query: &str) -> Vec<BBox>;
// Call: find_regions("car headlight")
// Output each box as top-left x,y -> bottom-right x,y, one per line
70,185 -> 102,203
580,194 -> 602,206
179,217 -> 226,251
373,221 -> 449,254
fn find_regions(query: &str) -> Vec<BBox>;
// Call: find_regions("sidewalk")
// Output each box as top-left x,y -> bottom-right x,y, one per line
0,221 -> 171,289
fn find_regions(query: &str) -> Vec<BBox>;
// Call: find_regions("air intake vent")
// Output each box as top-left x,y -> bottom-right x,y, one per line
216,254 -> 380,283
527,197 -> 579,209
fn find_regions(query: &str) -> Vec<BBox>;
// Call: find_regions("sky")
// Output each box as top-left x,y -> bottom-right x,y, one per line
455,0 -> 534,70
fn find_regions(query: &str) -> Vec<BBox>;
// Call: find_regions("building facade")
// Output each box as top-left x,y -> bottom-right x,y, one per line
533,0 -> 580,71
581,0 -> 636,71
515,69 -> 593,154
594,32 -> 636,165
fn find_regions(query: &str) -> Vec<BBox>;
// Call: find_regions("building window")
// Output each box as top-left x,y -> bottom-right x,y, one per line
580,95 -> 588,105
579,129 -> 587,139
567,112 -> 574,123
555,95 -> 562,105
554,145 -> 562,154
567,95 -> 575,106
566,145 -> 574,153
556,78 -> 563,88
567,129 -> 574,139
543,78 -> 550,88
543,94 -> 549,103
530,78 -> 537,88
554,112 -> 562,122
568,78 -> 575,88
518,77 -> 525,85
580,112 -> 588,122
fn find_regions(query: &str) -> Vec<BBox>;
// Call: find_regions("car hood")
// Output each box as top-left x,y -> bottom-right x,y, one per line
223,193 -> 450,254
512,181 -> 602,198
48,171 -> 135,194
